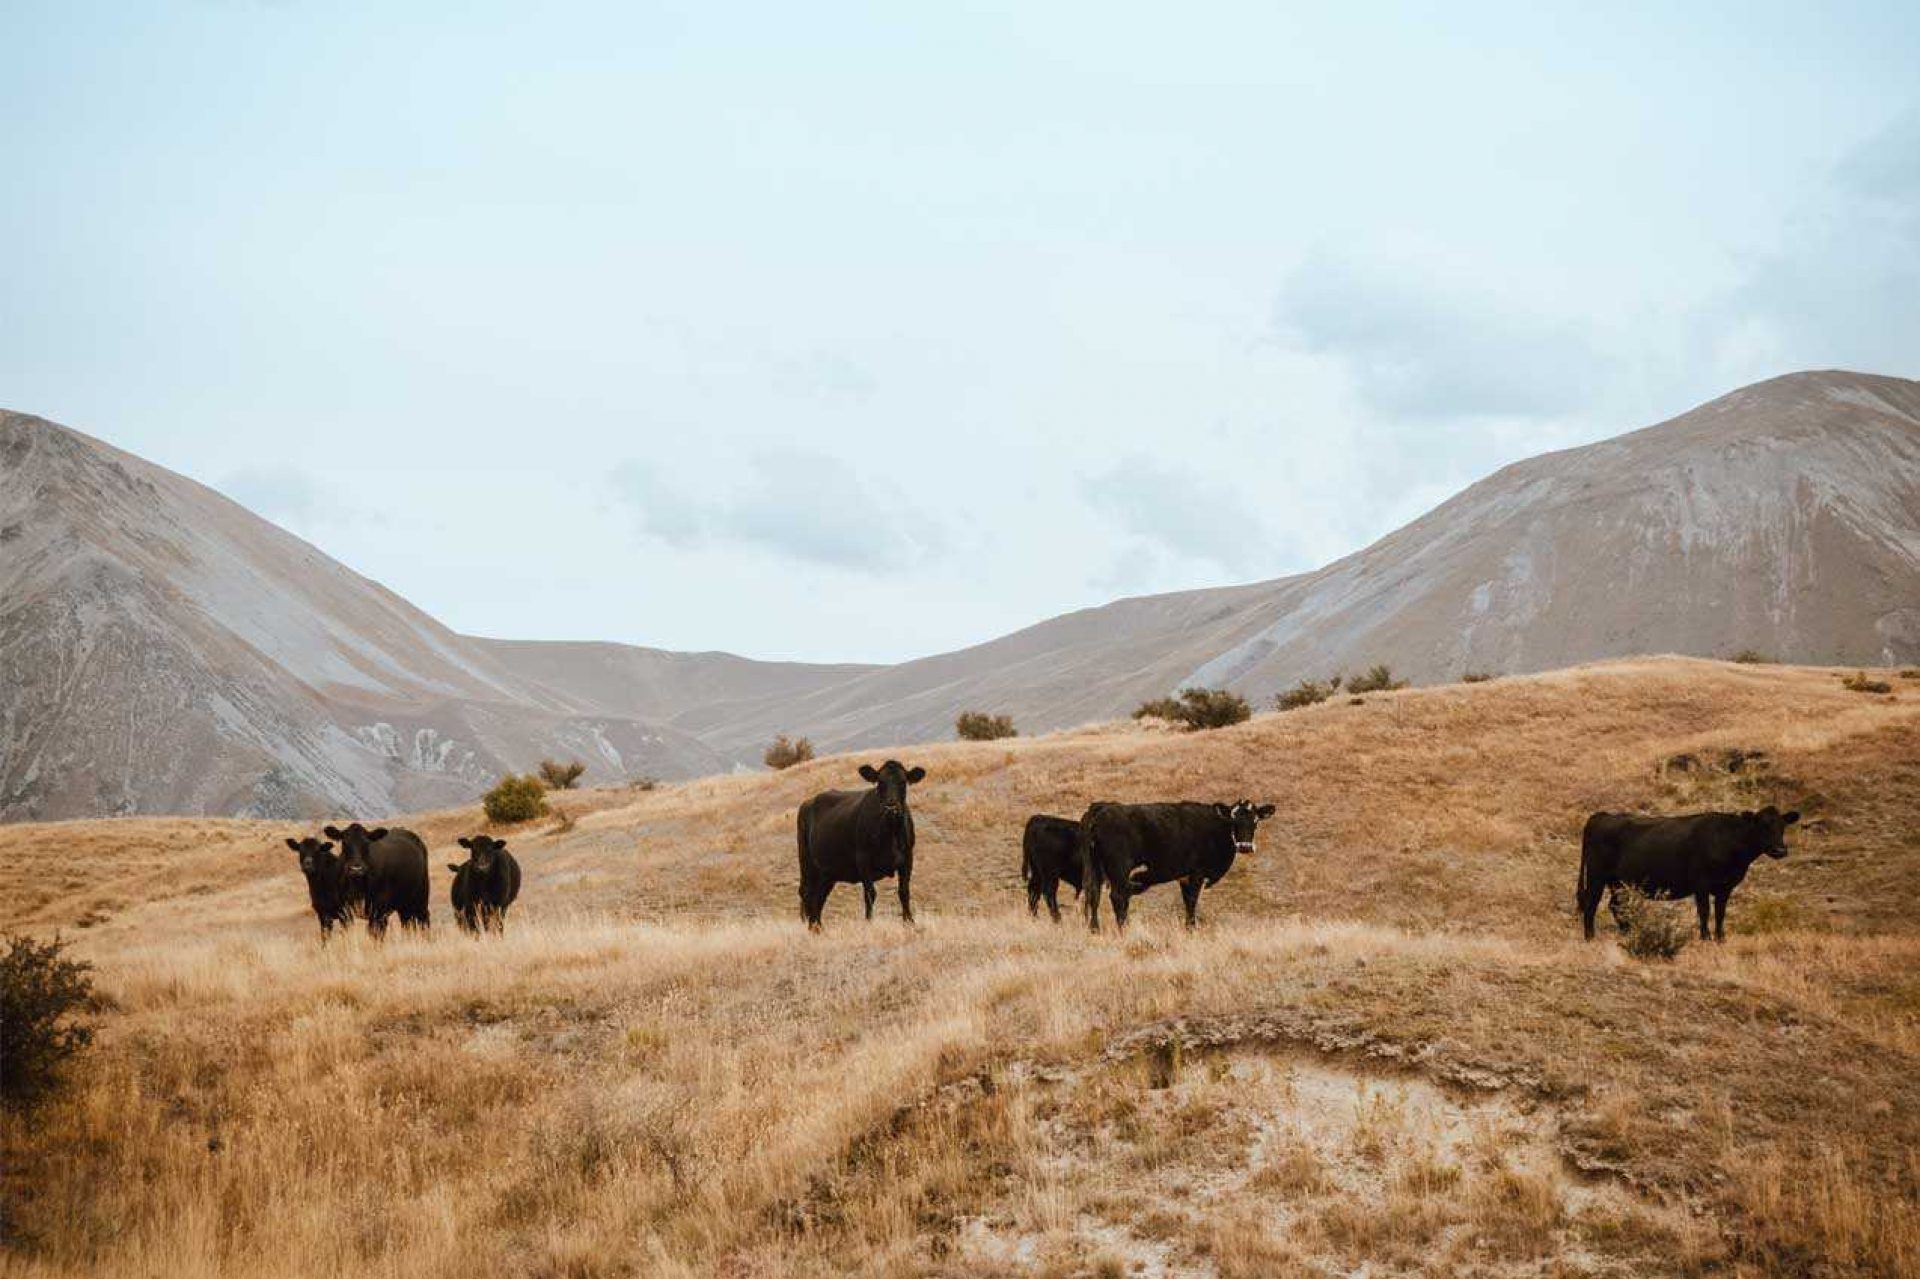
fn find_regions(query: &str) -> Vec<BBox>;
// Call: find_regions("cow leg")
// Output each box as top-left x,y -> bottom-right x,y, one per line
1712,892 -> 1729,943
1027,881 -> 1041,917
1045,881 -> 1062,923
897,869 -> 914,925
806,882 -> 831,931
1110,882 -> 1132,932
368,908 -> 389,941
862,881 -> 877,921
1578,883 -> 1603,940
1085,876 -> 1103,933
1694,891 -> 1711,941
1180,875 -> 1203,930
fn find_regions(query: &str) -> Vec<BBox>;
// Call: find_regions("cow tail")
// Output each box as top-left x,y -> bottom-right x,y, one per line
1020,832 -> 1034,887
1078,815 -> 1103,926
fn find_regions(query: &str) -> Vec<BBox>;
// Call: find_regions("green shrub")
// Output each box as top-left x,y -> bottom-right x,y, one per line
955,711 -> 1017,741
537,758 -> 587,790
1347,664 -> 1409,694
1135,687 -> 1251,731
1615,888 -> 1691,961
483,774 -> 550,824
763,734 -> 815,770
1740,892 -> 1819,935
1460,671 -> 1497,684
1274,679 -> 1336,711
1731,649 -> 1771,665
1,932 -> 96,1111
1841,671 -> 1892,695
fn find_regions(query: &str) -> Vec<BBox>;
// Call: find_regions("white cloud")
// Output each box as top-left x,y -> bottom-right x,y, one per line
612,447 -> 939,573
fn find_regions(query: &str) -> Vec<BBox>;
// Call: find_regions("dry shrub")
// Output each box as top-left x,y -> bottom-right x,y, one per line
1841,672 -> 1893,695
763,734 -> 815,770
1732,649 -> 1771,664
955,711 -> 1017,741
1615,887 -> 1691,961
1460,670 -> 1497,683
482,774 -> 549,824
537,758 -> 587,790
1275,679 -> 1337,711
1740,892 -> 1819,935
1347,664 -> 1409,694
0,932 -> 96,1110
1134,687 -> 1251,731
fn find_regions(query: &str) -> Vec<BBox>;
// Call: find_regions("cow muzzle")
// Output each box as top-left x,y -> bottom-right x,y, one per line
1234,841 -> 1256,855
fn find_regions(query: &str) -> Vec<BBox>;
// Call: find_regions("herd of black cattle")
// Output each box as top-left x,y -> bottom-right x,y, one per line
282,758 -> 1803,944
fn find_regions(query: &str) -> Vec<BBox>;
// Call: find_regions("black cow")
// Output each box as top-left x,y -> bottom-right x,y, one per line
796,760 -> 925,931
1578,806 -> 1801,942
324,822 -> 430,937
447,834 -> 522,935
1021,813 -> 1084,922
1081,800 -> 1275,932
283,835 -> 356,938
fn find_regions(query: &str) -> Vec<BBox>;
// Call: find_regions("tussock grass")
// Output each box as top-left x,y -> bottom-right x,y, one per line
2,658 -> 1916,1276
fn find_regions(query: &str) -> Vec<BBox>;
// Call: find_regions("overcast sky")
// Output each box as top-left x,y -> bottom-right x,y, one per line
4,3 -> 1917,663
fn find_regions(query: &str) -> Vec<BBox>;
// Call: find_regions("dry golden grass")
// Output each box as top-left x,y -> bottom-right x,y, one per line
2,658 -> 1916,1277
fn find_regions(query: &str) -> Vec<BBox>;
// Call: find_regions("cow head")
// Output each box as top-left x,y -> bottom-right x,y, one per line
457,834 -> 508,875
323,823 -> 389,881
284,835 -> 338,881
857,760 -> 925,818
1746,806 -> 1801,859
1212,800 -> 1277,855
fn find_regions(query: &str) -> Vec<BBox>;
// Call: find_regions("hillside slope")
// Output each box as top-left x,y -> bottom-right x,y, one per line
6,370 -> 1915,821
677,371 -> 1920,756
3,659 -> 1914,1279
0,414 -> 795,820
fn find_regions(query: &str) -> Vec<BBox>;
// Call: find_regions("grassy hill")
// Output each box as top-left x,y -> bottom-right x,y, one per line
3,658 -> 1915,1277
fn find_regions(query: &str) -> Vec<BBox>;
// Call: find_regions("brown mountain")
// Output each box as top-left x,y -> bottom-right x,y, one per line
4,370 -> 1915,821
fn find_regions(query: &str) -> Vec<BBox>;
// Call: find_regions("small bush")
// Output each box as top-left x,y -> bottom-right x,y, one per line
1274,679 -> 1336,711
1,932 -> 96,1111
1741,892 -> 1820,935
1731,649 -> 1771,665
537,758 -> 587,790
1347,664 -> 1409,694
955,711 -> 1017,741
1133,697 -> 1186,723
1615,888 -> 1691,961
1840,672 -> 1892,695
1460,670 -> 1497,684
627,775 -> 661,792
764,734 -> 815,770
483,774 -> 550,824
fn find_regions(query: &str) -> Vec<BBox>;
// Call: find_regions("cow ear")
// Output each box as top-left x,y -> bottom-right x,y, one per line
322,825 -> 342,839
1256,804 -> 1276,819
1213,803 -> 1232,819
904,766 -> 926,784
457,836 -> 472,849
858,765 -> 879,782
494,840 -> 508,850
285,838 -> 302,852
1783,810 -> 1801,825
447,863 -> 461,873
368,827 -> 389,841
